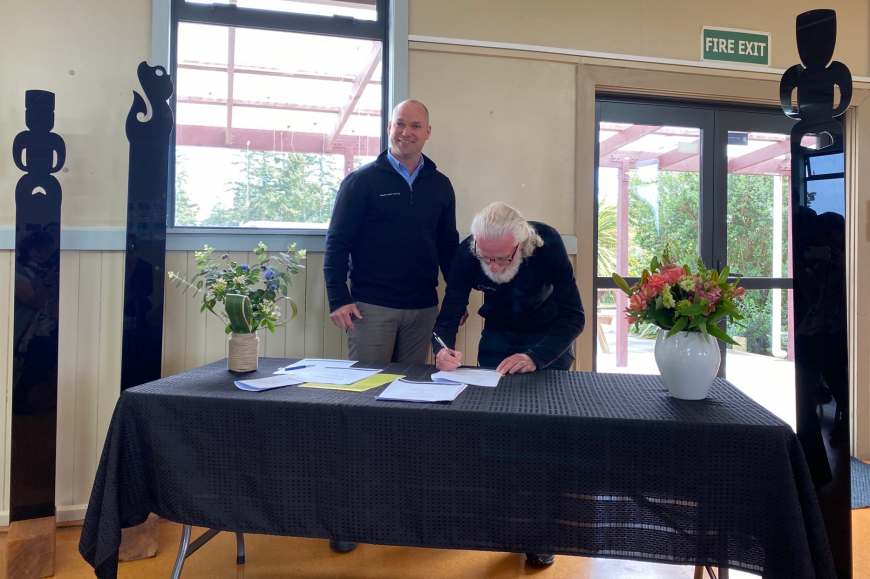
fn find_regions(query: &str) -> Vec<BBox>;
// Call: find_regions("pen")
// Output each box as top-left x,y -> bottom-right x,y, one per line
282,364 -> 311,371
432,332 -> 454,356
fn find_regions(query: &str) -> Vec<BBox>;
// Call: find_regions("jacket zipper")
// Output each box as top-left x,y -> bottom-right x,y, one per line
409,184 -> 413,205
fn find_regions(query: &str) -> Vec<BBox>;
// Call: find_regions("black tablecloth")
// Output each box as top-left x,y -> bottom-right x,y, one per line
79,359 -> 835,579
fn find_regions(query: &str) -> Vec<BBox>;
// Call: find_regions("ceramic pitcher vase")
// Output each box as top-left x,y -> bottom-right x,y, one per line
654,328 -> 721,400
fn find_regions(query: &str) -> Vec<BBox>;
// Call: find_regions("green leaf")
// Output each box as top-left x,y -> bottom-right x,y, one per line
224,325 -> 233,335
719,266 -> 730,280
650,308 -> 674,328
700,320 -> 710,341
707,323 -> 738,345
678,304 -> 705,316
666,316 -> 689,337
225,294 -> 254,334
688,315 -> 707,329
612,273 -> 632,295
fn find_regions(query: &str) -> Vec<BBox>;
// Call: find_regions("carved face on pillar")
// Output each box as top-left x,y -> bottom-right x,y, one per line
24,91 -> 55,132
796,9 -> 837,69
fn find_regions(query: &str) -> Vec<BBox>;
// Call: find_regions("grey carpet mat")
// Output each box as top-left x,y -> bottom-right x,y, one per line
851,457 -> 870,509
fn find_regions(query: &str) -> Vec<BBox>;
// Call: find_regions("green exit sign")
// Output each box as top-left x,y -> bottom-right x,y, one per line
701,27 -> 770,66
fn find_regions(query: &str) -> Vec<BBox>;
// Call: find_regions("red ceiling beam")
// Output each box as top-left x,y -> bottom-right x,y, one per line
657,140 -> 699,170
177,125 -> 381,155
728,139 -> 790,173
326,42 -> 382,152
177,96 -> 380,117
178,61 -> 382,85
598,125 -> 661,158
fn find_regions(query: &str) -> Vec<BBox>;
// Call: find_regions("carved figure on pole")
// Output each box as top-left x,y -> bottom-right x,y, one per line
779,9 -> 852,150
13,90 -> 65,227
121,62 -> 174,392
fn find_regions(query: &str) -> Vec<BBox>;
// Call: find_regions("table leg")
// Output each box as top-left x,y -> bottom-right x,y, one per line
236,533 -> 245,564
169,526 -> 242,578
694,566 -> 729,579
170,525 -> 191,579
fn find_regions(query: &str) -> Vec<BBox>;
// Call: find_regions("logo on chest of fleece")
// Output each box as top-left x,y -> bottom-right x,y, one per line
380,192 -> 401,197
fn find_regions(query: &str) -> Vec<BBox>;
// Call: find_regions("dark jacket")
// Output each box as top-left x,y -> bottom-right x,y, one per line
432,222 -> 585,369
324,150 -> 459,311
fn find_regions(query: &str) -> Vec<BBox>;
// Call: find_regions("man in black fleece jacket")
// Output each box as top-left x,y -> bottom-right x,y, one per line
433,201 -> 585,376
324,100 -> 459,366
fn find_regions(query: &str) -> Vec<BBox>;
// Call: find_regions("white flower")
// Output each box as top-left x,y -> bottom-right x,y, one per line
233,276 -> 245,285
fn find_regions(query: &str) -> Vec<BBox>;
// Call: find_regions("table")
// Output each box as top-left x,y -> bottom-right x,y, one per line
79,359 -> 835,579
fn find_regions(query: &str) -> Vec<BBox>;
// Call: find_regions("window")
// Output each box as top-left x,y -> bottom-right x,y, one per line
171,0 -> 388,230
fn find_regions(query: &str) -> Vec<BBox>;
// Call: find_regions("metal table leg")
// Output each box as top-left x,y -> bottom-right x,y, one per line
169,525 -> 244,579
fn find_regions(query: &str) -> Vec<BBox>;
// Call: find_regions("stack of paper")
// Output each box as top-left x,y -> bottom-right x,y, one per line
299,373 -> 404,393
234,375 -> 304,392
274,358 -> 357,373
431,368 -> 502,387
376,378 -> 467,403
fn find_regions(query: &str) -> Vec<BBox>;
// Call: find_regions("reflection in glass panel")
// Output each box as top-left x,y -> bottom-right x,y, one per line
807,177 -> 846,217
174,22 -> 382,228
807,152 -> 844,176
185,0 -> 377,21
597,122 -> 701,373
725,289 -> 796,428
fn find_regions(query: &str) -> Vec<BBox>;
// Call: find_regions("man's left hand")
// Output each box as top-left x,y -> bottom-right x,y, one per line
497,353 -> 537,375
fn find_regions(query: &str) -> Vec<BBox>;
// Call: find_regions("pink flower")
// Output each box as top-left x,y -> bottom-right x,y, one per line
629,293 -> 648,311
661,265 -> 685,284
731,286 -> 746,297
644,273 -> 668,295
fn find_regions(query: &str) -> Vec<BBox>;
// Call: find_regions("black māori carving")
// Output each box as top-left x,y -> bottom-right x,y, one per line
121,62 -> 174,391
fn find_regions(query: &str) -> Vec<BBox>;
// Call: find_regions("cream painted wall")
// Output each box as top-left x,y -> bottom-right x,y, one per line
409,0 -> 870,77
410,51 -> 577,233
0,0 -> 152,229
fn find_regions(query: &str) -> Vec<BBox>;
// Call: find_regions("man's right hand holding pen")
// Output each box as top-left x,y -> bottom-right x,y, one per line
435,346 -> 464,371
433,332 -> 464,371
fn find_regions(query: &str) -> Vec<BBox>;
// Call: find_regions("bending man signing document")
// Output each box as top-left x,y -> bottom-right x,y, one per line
433,201 -> 585,376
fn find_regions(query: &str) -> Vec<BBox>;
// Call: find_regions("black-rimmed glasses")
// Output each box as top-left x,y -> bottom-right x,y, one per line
475,242 -> 520,266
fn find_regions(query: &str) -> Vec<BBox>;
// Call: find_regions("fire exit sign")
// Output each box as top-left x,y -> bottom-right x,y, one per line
701,27 -> 770,66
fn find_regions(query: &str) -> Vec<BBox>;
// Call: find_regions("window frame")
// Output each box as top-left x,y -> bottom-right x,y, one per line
164,0 -> 395,244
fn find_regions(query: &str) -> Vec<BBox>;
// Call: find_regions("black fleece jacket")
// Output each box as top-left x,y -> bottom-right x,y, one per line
432,222 -> 585,369
324,150 -> 459,311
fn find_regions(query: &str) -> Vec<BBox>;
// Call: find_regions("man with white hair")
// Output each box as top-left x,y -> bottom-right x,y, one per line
433,201 -> 585,376
431,202 -> 584,568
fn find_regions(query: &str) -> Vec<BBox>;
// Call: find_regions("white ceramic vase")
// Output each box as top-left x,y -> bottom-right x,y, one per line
654,328 -> 721,400
227,332 -> 259,372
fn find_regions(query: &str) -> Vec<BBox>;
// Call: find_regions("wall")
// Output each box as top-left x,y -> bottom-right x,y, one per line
409,0 -> 870,76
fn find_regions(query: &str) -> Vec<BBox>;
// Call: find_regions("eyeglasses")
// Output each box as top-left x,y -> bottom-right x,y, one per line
475,243 -> 520,266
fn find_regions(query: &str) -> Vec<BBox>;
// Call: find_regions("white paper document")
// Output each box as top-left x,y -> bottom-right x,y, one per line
234,375 -> 304,392
431,368 -> 502,387
281,366 -> 382,385
274,358 -> 358,374
376,378 -> 468,402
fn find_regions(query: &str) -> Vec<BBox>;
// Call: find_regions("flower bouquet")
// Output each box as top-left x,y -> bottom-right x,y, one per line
168,242 -> 306,371
611,247 -> 745,344
611,248 -> 746,399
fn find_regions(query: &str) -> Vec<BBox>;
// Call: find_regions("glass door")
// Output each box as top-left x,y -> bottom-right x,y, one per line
595,100 -> 714,375
713,110 -> 797,426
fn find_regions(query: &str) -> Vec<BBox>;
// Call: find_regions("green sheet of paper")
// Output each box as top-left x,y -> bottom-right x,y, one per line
297,374 -> 405,392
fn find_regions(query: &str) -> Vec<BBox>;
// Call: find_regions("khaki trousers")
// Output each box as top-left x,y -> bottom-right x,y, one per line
347,302 -> 439,364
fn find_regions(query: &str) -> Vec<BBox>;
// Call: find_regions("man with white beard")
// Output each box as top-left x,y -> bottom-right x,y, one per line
432,201 -> 585,377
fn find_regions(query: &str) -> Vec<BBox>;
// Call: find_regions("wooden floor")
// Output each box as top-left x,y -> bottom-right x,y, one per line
1,512 -> 868,579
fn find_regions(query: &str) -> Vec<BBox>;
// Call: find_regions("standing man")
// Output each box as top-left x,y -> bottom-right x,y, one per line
433,201 -> 585,376
325,99 -> 459,364
323,101 -> 458,553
